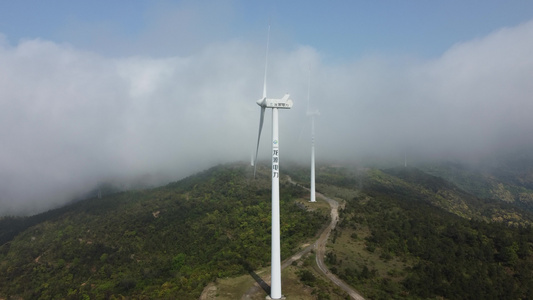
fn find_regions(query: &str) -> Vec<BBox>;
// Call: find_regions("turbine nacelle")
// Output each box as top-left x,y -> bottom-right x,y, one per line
257,94 -> 293,109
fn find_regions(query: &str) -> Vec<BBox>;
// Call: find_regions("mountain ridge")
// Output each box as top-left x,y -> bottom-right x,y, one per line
2,161 -> 533,299
0,163 -> 326,299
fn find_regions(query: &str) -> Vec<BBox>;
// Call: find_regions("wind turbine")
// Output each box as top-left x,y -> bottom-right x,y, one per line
253,26 -> 293,300
306,71 -> 319,203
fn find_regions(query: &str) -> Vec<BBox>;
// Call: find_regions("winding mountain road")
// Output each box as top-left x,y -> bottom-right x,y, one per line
312,191 -> 365,300
282,177 -> 365,300
235,177 -> 365,299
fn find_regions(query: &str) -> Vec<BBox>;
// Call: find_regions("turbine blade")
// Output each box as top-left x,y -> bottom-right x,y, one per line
262,25 -> 270,99
306,67 -> 311,113
254,106 -> 266,178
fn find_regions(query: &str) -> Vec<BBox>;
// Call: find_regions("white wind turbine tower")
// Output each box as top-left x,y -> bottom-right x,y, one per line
306,72 -> 319,203
253,26 -> 293,300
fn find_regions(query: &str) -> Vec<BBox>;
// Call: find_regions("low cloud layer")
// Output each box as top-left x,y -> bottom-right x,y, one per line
2,20 -> 533,215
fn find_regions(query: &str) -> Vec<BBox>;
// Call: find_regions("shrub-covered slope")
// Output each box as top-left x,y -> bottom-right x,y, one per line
0,164 -> 326,299
420,159 -> 533,213
322,165 -> 533,300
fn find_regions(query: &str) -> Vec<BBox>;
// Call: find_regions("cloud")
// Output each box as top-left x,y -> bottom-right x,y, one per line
303,20 -> 533,162
0,37 -> 261,215
2,19 -> 533,215
406,20 -> 533,155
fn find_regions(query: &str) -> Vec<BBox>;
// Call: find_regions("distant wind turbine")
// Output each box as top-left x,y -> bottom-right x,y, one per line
252,25 -> 293,300
306,71 -> 319,203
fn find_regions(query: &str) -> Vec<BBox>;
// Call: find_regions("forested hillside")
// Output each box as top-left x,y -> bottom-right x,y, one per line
420,158 -> 533,213
0,164 -> 326,299
3,161 -> 533,300
318,165 -> 533,299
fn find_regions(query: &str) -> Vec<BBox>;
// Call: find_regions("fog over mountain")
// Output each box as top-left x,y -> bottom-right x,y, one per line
1,18 -> 533,215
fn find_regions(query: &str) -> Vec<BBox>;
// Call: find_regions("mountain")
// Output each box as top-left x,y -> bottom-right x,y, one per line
419,157 -> 533,213
2,161 -> 533,299
379,167 -> 533,225
318,164 -> 533,299
0,163 -> 326,299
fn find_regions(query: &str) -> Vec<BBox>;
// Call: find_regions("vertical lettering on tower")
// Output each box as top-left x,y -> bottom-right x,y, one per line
272,142 -> 279,178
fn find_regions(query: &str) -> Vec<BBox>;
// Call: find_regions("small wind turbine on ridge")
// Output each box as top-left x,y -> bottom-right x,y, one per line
252,25 -> 293,300
306,70 -> 319,203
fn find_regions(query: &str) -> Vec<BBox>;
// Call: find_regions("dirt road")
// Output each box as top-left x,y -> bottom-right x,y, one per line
202,177 -> 365,299
313,191 -> 365,300
284,177 -> 364,299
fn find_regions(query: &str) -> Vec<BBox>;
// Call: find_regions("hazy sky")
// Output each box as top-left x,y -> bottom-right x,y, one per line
1,0 -> 533,215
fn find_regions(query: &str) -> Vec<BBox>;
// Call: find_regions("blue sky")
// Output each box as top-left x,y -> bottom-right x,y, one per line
2,0 -> 532,59
1,1 -> 533,215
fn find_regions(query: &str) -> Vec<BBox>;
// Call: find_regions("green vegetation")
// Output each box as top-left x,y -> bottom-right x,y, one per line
420,159 -> 533,213
323,165 -> 533,299
294,253 -> 350,300
0,163 -> 325,299
373,167 -> 533,226
3,161 -> 533,299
